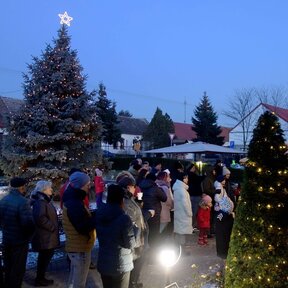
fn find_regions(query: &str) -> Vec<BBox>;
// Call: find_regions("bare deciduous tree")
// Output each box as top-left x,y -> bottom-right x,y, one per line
255,85 -> 288,108
223,86 -> 288,151
223,88 -> 257,151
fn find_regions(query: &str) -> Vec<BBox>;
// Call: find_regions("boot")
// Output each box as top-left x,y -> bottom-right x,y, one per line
198,237 -> 205,246
203,235 -> 208,244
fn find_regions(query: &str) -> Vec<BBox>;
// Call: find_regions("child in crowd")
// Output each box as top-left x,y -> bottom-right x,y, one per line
94,167 -> 105,207
197,194 -> 213,245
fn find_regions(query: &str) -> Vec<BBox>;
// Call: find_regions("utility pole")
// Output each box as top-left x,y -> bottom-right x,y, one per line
184,97 -> 187,123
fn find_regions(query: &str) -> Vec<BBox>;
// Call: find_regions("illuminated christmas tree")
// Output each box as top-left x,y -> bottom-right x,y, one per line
0,26 -> 102,188
225,111 -> 288,287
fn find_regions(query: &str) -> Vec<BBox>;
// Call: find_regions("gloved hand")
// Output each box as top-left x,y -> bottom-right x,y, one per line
217,213 -> 223,221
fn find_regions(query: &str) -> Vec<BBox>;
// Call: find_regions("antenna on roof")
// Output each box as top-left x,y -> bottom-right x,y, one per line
184,97 -> 187,123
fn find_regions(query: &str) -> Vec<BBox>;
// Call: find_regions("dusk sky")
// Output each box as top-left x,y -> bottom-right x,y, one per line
1,1 -> 288,126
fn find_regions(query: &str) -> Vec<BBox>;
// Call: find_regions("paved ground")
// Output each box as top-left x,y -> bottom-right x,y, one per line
22,232 -> 224,288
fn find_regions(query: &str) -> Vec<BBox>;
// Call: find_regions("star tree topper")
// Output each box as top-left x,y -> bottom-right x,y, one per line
58,11 -> 73,26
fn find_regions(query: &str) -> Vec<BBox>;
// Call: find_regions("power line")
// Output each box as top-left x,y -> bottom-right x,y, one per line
107,87 -> 194,107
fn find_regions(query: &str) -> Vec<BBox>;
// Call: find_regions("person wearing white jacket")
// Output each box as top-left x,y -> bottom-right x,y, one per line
172,173 -> 193,251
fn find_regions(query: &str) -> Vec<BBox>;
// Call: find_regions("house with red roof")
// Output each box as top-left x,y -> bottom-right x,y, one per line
173,122 -> 231,145
229,102 -> 288,151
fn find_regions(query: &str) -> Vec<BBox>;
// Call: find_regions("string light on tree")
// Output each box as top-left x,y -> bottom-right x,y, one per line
58,11 -> 73,26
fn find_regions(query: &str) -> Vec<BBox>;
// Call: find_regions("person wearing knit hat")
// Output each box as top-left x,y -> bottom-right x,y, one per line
69,171 -> 90,190
117,176 -> 147,288
10,177 -> 27,188
197,194 -> 213,245
222,166 -> 231,176
62,171 -> 96,287
95,184 -> 136,288
0,177 -> 35,287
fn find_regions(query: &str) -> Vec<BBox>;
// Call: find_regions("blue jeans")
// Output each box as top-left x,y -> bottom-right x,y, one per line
190,196 -> 202,228
68,252 -> 91,288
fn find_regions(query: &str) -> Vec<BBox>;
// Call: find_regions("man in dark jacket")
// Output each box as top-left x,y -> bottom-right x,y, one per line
187,164 -> 206,230
0,177 -> 35,288
139,173 -> 167,251
96,184 -> 136,288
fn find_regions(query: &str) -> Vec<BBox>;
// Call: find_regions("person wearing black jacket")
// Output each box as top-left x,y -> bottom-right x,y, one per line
96,184 -> 136,288
187,164 -> 206,229
138,173 -> 167,253
31,180 -> 60,287
0,177 -> 35,288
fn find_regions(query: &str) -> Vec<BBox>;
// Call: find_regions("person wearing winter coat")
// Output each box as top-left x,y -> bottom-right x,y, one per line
197,194 -> 212,246
187,163 -> 206,229
62,172 -> 96,288
96,184 -> 136,288
172,173 -> 193,251
214,175 -> 234,259
0,177 -> 35,288
201,167 -> 217,236
222,166 -> 236,206
94,167 -> 105,207
155,171 -> 174,236
31,180 -> 60,287
118,176 -> 147,288
138,173 -> 167,249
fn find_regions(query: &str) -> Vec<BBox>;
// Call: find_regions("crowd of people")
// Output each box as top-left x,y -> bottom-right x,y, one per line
0,158 -> 240,288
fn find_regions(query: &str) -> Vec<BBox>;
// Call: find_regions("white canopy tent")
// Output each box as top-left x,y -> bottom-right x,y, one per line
143,141 -> 244,154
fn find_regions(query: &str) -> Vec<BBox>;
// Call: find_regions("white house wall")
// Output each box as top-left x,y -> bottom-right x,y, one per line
101,133 -> 143,155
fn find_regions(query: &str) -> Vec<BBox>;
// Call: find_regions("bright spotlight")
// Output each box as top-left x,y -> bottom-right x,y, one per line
158,246 -> 181,268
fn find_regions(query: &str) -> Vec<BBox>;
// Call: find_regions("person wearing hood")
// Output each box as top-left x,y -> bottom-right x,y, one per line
117,176 -> 147,288
172,172 -> 193,253
62,172 -> 96,288
0,177 -> 35,288
31,180 -> 59,287
96,184 -> 136,288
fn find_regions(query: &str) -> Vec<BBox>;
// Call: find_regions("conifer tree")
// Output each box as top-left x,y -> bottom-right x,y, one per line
0,26 -> 102,188
225,111 -> 288,288
143,107 -> 174,149
192,92 -> 224,145
95,83 -> 122,148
